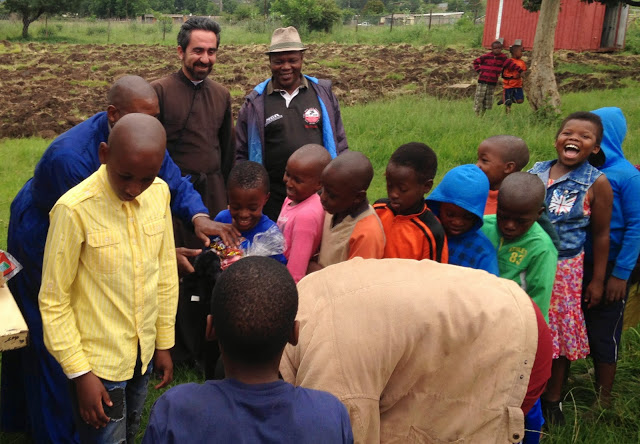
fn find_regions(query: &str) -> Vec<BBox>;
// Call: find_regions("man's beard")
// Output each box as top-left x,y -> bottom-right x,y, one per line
186,62 -> 212,81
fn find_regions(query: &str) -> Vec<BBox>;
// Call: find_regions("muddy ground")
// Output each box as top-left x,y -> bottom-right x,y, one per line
1,41 -> 639,138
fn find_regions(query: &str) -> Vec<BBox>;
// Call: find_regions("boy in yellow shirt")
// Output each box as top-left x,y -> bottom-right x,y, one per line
39,113 -> 179,442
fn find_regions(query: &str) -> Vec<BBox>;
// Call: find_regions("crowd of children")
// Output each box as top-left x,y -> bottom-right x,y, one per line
13,32 -> 637,443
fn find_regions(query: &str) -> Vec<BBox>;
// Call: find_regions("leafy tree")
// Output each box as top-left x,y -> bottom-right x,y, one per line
362,0 -> 384,14
271,0 -> 341,31
5,0 -> 78,38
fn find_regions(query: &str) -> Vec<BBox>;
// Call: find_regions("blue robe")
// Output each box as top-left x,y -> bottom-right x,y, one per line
0,112 -> 208,443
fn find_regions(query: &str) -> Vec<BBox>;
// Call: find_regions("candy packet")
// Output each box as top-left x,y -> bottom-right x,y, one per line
0,250 -> 23,286
209,226 -> 286,270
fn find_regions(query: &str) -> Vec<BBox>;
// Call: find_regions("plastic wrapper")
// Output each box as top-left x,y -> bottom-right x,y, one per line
0,250 -> 23,287
243,225 -> 286,258
210,226 -> 286,270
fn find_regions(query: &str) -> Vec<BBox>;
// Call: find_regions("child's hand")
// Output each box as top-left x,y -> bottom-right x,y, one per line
153,349 -> 174,389
193,218 -> 241,248
606,277 -> 627,303
584,280 -> 604,309
74,372 -> 112,429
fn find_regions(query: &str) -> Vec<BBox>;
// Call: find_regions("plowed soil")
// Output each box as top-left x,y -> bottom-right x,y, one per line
1,41 -> 639,139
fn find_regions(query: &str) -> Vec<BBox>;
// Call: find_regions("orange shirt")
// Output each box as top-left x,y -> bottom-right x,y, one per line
502,58 -> 527,89
374,201 -> 448,263
484,189 -> 499,215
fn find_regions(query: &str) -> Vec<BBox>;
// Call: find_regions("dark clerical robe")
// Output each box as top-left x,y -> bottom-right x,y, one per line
153,70 -> 233,248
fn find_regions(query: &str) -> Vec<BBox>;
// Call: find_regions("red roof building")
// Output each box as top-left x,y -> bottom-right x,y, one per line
482,0 -> 629,51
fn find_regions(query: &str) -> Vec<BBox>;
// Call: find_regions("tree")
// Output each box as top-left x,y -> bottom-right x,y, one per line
523,0 -> 639,114
271,0 -> 341,32
362,0 -> 384,14
5,0 -> 78,38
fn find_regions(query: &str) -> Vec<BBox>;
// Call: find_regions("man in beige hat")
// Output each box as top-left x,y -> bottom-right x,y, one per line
235,26 -> 349,221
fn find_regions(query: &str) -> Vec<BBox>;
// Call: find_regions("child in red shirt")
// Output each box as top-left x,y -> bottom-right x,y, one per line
500,45 -> 527,114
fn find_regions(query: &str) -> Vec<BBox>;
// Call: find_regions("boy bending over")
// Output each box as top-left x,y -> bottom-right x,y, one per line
143,257 -> 354,443
39,114 -> 178,442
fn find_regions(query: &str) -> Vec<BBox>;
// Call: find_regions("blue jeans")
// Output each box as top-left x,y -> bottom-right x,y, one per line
70,355 -> 152,444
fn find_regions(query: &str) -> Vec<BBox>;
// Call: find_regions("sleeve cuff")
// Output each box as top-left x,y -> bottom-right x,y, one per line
67,370 -> 91,380
612,265 -> 632,281
155,326 -> 175,350
60,351 -> 91,377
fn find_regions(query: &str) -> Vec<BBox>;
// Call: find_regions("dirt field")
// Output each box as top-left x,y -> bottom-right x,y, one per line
1,41 -> 639,139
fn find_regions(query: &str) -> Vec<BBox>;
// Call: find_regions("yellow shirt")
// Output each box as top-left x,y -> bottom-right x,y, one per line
39,165 -> 178,381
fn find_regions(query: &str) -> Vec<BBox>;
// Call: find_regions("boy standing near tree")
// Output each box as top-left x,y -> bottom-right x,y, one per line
473,40 -> 523,116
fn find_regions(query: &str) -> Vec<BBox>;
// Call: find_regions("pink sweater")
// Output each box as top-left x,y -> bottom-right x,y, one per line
277,194 -> 325,283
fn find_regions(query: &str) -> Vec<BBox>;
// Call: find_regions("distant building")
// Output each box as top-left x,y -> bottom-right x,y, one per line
382,12 -> 464,26
482,0 -> 629,51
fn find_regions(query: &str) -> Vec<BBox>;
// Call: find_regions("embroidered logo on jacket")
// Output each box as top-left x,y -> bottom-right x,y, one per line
265,114 -> 283,126
549,189 -> 578,215
303,108 -> 320,125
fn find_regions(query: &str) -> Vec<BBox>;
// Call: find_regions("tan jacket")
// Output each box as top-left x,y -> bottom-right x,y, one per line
280,258 -> 539,443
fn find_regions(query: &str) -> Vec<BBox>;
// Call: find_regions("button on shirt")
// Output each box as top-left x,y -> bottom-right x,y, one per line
39,165 -> 179,382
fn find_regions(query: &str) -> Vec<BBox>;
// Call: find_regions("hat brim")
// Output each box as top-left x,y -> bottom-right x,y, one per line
265,45 -> 307,55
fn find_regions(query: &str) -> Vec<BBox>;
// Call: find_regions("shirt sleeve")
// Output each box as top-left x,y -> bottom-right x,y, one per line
39,204 -> 91,377
522,301 -> 552,415
348,215 -> 385,260
479,249 -> 500,276
612,175 -> 640,280
525,242 -> 558,322
158,150 -> 209,225
155,190 -> 179,350
142,396 -> 169,444
234,103 -> 250,162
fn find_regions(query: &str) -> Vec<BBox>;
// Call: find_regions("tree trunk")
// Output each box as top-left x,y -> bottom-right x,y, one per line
524,0 -> 561,114
22,16 -> 31,38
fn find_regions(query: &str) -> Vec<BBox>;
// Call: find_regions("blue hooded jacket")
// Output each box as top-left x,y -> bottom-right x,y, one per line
586,107 -> 640,280
426,164 -> 499,275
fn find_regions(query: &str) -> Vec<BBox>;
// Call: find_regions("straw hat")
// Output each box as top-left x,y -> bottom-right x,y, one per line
266,27 -> 307,54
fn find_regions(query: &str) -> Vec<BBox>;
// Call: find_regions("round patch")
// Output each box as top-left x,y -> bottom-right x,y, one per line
303,108 -> 320,125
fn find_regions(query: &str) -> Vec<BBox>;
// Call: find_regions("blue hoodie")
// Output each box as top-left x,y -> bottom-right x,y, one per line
585,107 -> 640,280
426,164 -> 499,275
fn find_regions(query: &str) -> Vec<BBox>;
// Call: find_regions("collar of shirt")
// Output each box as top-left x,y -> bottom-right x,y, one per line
96,164 -> 140,211
267,75 -> 309,108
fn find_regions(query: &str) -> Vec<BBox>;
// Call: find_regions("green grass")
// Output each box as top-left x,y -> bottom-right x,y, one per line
0,18 -> 484,48
2,87 -> 640,443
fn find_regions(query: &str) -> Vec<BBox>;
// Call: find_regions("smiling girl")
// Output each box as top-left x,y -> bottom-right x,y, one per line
529,111 -> 613,425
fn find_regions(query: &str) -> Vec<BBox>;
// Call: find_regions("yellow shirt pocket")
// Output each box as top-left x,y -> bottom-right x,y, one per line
143,219 -> 166,258
85,230 -> 122,274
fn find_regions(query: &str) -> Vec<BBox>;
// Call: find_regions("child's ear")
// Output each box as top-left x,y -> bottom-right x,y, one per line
288,320 -> 299,346
263,192 -> 271,204
537,206 -> 545,218
354,189 -> 367,206
423,179 -> 434,195
205,314 -> 217,341
504,161 -> 517,175
98,142 -> 109,165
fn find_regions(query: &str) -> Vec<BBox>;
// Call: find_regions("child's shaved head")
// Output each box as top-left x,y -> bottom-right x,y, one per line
499,172 -> 545,210
325,151 -> 374,191
483,135 -> 530,170
476,135 -> 530,190
289,144 -> 332,177
320,152 -> 374,217
496,172 -> 545,240
99,113 -> 166,201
